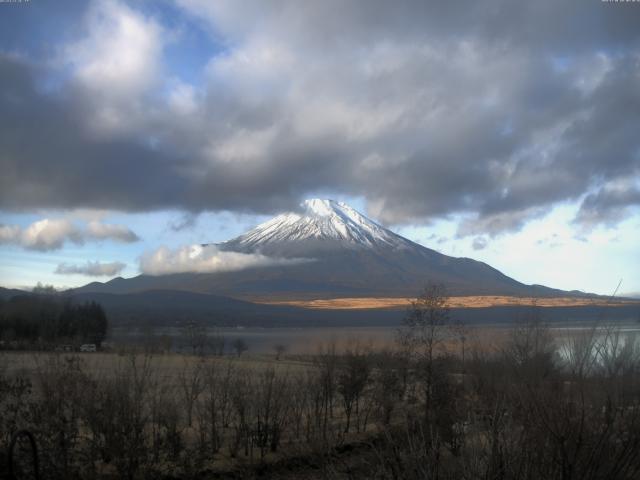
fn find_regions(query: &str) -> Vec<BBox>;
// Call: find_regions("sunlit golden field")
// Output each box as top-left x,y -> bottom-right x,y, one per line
259,295 -> 640,310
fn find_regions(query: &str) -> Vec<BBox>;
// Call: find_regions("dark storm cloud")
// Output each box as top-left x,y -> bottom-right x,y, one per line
574,185 -> 640,229
1,0 -> 639,234
0,57 -> 184,212
0,56 -> 306,215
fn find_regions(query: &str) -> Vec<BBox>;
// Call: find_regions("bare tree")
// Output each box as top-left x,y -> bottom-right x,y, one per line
195,360 -> 231,456
451,320 -> 471,374
178,358 -> 204,427
337,343 -> 371,433
398,283 -> 452,421
210,329 -> 226,356
596,324 -> 640,378
184,322 -> 207,355
274,344 -> 287,360
503,303 -> 556,381
559,323 -> 600,379
228,368 -> 252,458
372,351 -> 405,426
398,283 -> 451,361
253,367 -> 292,457
232,338 -> 248,357
314,342 -> 339,443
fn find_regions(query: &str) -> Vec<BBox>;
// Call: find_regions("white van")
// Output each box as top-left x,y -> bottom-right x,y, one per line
80,344 -> 97,352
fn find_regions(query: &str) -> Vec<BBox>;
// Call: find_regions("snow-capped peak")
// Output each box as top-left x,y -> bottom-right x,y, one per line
222,199 -> 409,251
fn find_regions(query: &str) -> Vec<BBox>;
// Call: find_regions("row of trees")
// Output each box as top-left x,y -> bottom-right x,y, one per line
137,324 -> 251,356
0,294 -> 108,346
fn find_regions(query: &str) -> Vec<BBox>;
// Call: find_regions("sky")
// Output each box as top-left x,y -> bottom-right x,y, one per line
0,0 -> 639,296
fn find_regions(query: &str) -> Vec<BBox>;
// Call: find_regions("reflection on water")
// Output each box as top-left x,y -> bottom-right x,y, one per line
554,325 -> 640,365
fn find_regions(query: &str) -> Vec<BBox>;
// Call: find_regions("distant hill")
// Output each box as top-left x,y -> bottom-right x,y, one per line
68,289 -> 404,327
1,286 -> 636,328
0,286 -> 26,300
68,289 -> 640,327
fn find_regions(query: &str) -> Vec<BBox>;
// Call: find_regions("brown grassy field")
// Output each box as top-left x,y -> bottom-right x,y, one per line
0,351 -> 311,379
4,321 -> 640,479
258,295 -> 640,310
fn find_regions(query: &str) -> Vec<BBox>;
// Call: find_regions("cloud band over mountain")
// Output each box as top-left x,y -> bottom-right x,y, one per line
139,244 -> 310,276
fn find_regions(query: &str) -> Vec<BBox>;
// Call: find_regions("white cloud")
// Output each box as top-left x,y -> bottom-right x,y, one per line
168,81 -> 198,116
209,127 -> 278,163
0,224 -> 21,243
55,261 -> 126,276
86,220 -> 139,242
0,218 -> 139,251
65,0 -> 165,133
139,244 -> 309,275
21,219 -> 83,251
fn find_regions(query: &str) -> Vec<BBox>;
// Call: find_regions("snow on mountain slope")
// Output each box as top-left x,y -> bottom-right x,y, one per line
220,199 -> 411,252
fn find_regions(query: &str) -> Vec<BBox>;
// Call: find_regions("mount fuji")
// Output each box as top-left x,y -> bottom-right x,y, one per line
220,199 -> 413,255
75,199 -> 570,299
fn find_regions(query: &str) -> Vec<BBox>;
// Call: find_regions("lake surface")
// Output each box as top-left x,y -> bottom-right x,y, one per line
110,321 -> 640,355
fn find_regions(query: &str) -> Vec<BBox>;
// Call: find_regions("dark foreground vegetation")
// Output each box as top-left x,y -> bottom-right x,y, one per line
2,285 -> 640,479
0,289 -> 108,348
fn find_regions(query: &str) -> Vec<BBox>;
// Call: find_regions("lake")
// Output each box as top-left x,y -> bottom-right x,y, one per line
110,320 -> 640,355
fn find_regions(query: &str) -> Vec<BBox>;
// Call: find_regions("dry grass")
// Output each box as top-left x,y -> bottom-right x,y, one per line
258,295 -> 640,310
0,351 -> 311,379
